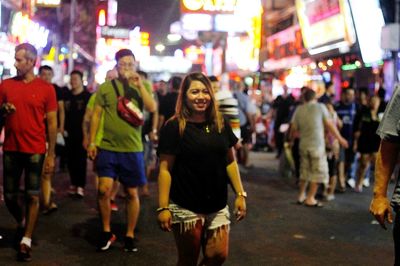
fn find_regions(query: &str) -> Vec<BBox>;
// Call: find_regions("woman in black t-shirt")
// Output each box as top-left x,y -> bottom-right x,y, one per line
157,72 -> 247,265
353,95 -> 381,192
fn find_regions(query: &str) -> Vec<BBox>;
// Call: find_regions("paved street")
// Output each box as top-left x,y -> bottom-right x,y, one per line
0,151 -> 394,266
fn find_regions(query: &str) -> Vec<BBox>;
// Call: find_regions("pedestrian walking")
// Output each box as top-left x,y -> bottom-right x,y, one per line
370,85 -> 400,266
64,70 -> 91,198
88,48 -> 156,252
0,43 -> 57,261
353,95 -> 381,192
157,72 -> 247,265
38,65 -> 65,214
289,88 -> 348,207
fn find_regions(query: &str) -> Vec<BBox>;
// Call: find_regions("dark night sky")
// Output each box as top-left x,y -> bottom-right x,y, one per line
118,0 -> 181,44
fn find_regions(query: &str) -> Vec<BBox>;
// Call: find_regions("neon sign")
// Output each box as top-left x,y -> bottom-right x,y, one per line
10,12 -> 50,49
181,0 -> 238,14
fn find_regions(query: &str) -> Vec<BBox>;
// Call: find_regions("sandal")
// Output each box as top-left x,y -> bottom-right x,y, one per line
42,202 -> 58,215
304,201 -> 324,208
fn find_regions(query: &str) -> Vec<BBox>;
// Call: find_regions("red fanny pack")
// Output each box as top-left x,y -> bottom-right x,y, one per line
111,79 -> 144,127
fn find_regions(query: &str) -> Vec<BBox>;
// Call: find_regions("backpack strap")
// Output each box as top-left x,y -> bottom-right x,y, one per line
111,79 -> 120,97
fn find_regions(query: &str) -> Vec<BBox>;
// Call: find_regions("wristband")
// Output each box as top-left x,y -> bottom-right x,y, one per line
156,207 -> 170,213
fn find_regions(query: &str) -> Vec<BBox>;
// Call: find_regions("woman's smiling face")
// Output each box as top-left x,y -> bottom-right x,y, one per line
186,80 -> 211,113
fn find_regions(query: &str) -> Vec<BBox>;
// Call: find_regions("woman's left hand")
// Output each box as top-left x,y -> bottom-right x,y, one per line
234,196 -> 247,221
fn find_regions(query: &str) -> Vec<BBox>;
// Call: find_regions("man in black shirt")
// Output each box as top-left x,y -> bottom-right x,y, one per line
158,76 -> 182,128
64,70 -> 91,198
38,65 -> 65,214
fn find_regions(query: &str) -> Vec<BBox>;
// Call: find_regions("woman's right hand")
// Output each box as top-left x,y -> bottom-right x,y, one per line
158,210 -> 172,232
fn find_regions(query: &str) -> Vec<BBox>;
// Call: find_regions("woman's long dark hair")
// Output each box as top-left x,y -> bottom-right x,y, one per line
173,72 -> 223,136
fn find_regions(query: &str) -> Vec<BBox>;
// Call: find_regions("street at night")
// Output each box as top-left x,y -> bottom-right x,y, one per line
1,0 -> 400,265
0,152 -> 394,265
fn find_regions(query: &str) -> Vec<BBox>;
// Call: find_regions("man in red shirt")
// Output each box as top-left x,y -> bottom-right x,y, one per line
0,43 -> 57,262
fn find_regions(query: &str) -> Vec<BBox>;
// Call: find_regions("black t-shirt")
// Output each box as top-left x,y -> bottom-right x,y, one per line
272,94 -> 295,127
354,108 -> 381,153
157,118 -> 238,214
159,91 -> 178,124
64,89 -> 91,139
52,84 -> 65,102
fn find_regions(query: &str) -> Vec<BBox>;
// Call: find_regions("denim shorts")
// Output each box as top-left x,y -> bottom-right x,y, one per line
96,149 -> 146,187
3,152 -> 45,196
169,203 -> 231,235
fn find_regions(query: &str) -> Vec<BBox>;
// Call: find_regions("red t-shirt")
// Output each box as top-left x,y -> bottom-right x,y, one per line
0,77 -> 57,154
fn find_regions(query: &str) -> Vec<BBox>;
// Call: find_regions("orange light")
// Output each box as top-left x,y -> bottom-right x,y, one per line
98,9 -> 106,26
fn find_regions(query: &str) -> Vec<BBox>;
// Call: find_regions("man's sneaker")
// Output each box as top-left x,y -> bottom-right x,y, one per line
17,243 -> 32,262
325,194 -> 335,201
363,178 -> 370,188
97,232 -> 116,251
124,236 -> 138,252
347,178 -> 356,189
110,200 -> 118,212
76,187 -> 84,198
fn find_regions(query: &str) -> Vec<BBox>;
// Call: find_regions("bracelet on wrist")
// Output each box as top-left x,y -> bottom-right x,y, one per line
237,191 -> 247,198
156,207 -> 170,213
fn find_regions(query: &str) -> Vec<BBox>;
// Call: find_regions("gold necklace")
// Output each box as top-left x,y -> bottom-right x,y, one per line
205,125 -> 210,133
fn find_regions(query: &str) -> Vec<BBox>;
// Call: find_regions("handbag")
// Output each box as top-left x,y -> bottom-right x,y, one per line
111,79 -> 144,127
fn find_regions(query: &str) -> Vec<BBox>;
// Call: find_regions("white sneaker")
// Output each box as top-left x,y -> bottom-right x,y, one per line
76,187 -> 84,198
347,178 -> 356,189
363,178 -> 370,188
326,194 -> 335,201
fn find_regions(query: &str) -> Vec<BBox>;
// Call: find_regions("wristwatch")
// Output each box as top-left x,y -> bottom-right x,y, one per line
237,191 -> 247,198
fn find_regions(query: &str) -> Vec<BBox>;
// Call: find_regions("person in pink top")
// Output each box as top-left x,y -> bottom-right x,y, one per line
0,43 -> 57,262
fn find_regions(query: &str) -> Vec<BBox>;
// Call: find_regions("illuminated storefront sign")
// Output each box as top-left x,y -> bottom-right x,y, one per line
101,26 -> 130,39
181,13 -> 213,31
10,12 -> 49,49
266,25 -> 304,60
349,0 -> 385,64
181,0 -> 237,14
296,0 -> 356,55
35,0 -> 61,7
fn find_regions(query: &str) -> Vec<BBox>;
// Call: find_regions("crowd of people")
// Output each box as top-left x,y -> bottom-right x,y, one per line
1,42 -> 400,265
269,82 -> 388,206
0,44 -> 248,264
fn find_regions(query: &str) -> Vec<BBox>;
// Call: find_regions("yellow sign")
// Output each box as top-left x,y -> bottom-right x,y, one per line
181,0 -> 238,14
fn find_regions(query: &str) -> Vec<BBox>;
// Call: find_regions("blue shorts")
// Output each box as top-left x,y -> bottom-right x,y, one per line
96,149 -> 146,187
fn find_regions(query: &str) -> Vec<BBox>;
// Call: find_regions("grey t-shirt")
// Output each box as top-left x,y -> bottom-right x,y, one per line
376,85 -> 400,210
376,86 -> 400,142
292,101 -> 330,151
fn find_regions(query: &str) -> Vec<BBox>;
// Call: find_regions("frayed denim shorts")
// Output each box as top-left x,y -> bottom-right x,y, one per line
169,203 -> 230,236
